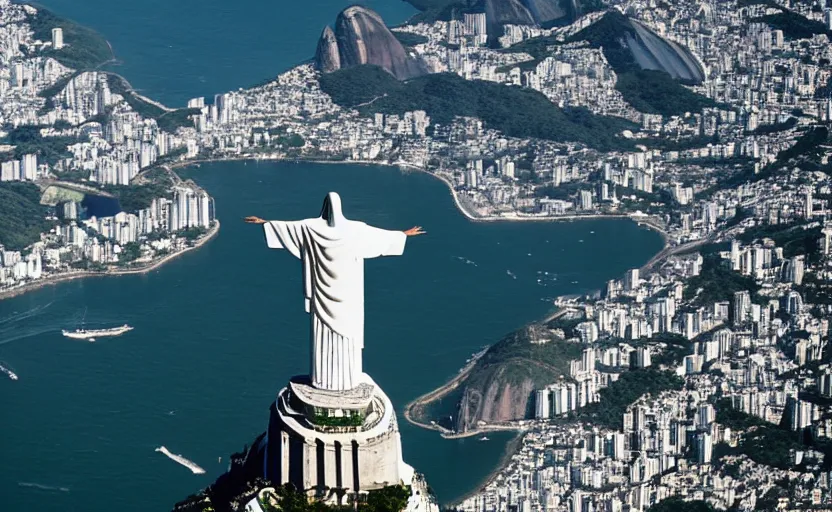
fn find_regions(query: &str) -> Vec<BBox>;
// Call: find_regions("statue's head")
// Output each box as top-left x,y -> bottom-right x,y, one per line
320,192 -> 345,227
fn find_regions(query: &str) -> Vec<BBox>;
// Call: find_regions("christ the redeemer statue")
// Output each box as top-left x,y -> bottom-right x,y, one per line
245,192 -> 424,391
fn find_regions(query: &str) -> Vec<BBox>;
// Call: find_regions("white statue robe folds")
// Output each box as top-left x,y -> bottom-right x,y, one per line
264,218 -> 407,390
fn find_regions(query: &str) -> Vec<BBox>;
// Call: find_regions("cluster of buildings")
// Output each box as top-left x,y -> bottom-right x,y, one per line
5,0 -> 832,508
458,204 -> 832,510
0,0 -> 215,295
0,179 -> 214,290
0,153 -> 39,181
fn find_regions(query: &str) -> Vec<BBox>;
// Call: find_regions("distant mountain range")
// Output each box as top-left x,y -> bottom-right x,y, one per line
314,6 -> 427,81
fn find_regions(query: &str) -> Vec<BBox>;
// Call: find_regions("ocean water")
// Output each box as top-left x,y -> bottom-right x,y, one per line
1,2 -> 664,510
33,0 -> 419,107
0,162 -> 662,510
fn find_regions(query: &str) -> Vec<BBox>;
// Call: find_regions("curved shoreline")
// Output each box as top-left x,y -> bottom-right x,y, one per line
173,155 -> 670,240
0,220 -> 220,301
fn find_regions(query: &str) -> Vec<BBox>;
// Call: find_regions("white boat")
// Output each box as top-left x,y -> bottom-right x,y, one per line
0,363 -> 18,381
479,436 -> 490,441
62,324 -> 133,340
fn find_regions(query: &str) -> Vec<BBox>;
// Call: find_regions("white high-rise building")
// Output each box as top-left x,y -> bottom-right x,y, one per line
787,256 -> 805,285
20,154 -> 37,181
463,13 -> 487,45
696,433 -> 712,464
52,27 -> 64,50
733,290 -> 751,326
535,389 -> 550,419
624,268 -> 640,292
579,190 -> 593,210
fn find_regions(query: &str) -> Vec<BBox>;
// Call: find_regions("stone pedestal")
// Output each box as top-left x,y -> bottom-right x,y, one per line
263,373 -> 411,500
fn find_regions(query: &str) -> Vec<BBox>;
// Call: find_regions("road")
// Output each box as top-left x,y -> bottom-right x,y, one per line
403,348 -> 487,434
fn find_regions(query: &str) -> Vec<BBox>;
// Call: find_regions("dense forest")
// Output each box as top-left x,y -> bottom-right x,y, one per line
319,65 -> 638,151
2,125 -> 75,165
572,369 -> 684,428
0,182 -> 52,251
757,11 -> 832,40
715,399 -> 832,469
26,7 -> 113,70
615,70 -> 717,116
683,254 -> 762,307
646,497 -> 715,512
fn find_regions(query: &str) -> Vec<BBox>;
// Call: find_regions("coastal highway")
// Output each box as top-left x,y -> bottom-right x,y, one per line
403,347 -> 488,435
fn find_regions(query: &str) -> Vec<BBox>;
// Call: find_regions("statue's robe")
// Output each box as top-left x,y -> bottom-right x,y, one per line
264,217 -> 406,390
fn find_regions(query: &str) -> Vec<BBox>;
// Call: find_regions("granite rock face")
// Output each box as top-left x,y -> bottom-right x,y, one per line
626,19 -> 706,83
484,0 -> 586,33
571,11 -> 706,83
314,26 -> 341,74
314,6 -> 426,80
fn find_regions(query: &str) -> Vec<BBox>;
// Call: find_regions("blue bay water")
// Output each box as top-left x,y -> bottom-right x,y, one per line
0,162 -> 662,510
1,2 -> 663,510
34,0 -> 418,107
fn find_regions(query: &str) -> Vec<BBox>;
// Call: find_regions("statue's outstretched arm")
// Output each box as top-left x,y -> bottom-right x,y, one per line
403,226 -> 426,236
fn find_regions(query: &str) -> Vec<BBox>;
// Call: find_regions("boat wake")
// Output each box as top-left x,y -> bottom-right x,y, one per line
0,325 -> 61,346
18,481 -> 70,492
155,446 -> 206,474
0,362 -> 18,381
453,256 -> 478,267
0,302 -> 53,326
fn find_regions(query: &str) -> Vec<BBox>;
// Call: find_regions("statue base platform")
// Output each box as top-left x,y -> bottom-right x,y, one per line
264,373 -> 411,500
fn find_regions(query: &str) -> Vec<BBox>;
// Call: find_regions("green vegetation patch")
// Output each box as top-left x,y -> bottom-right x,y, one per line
157,108 -> 201,132
737,221 -> 821,261
756,12 -> 832,40
615,70 -> 717,117
572,369 -> 684,428
684,254 -> 761,308
311,414 -> 363,427
106,74 -> 199,132
118,241 -> 142,265
27,7 -> 113,70
718,126 -> 832,188
392,31 -> 429,47
715,398 -> 832,469
255,484 -> 411,512
404,0 -> 482,24
319,66 -> 638,151
478,327 -> 584,373
0,182 -> 53,251
103,182 -> 172,214
1,125 -> 75,165
503,35 -> 563,64
647,498 -> 716,512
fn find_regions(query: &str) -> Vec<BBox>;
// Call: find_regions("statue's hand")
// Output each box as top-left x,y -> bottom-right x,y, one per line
404,226 -> 426,236
244,216 -> 267,225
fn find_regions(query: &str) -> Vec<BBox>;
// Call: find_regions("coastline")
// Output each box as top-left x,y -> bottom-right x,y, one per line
451,431 -> 525,506
0,220 -> 220,301
172,155 -> 671,242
